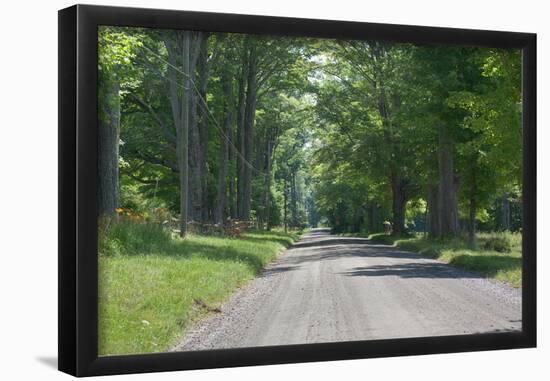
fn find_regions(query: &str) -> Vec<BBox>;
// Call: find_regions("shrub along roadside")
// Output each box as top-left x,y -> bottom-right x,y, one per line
364,232 -> 521,288
98,220 -> 302,355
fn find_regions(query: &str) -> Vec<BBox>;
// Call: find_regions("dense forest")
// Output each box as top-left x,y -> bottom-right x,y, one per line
98,26 -> 522,243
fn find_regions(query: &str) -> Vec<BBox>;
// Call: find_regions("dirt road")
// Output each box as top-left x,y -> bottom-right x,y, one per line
173,228 -> 521,351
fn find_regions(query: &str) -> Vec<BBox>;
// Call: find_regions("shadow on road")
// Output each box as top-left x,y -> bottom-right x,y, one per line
291,236 -> 370,249
283,233 -> 489,281
260,265 -> 300,278
287,244 -> 430,264
340,262 -> 482,280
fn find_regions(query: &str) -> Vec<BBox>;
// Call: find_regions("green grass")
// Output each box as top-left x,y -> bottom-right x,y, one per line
363,231 -> 522,288
98,221 -> 302,355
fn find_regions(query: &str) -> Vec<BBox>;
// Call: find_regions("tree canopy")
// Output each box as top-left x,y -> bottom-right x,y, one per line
98,26 -> 522,240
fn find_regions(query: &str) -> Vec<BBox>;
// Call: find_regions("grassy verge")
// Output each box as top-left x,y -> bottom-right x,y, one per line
98,221 -> 302,355
350,231 -> 521,288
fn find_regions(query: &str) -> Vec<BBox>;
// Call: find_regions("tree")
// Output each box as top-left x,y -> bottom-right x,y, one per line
97,27 -> 143,217
214,40 -> 235,223
97,26 -> 522,241
179,31 -> 191,237
322,40 -> 422,233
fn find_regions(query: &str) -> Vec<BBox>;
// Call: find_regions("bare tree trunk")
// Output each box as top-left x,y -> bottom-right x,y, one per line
284,178 -> 288,233
228,121 -> 237,218
390,178 -> 407,234
501,194 -> 511,231
290,172 -> 297,227
427,173 -> 440,238
353,207 -> 363,233
185,33 -> 206,223
242,43 -> 257,221
98,79 -> 120,217
367,203 -> 377,233
389,169 -> 408,235
377,82 -> 408,235
468,197 -> 476,247
215,68 -> 233,224
236,50 -> 248,219
215,138 -> 228,224
197,35 -> 210,222
179,31 -> 191,237
438,126 -> 459,236
163,32 -> 190,236
264,141 -> 273,230
188,100 -> 202,222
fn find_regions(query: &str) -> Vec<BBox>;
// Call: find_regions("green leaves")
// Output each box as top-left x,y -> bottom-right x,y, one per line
97,25 -> 521,234
310,41 -> 521,233
98,26 -> 144,81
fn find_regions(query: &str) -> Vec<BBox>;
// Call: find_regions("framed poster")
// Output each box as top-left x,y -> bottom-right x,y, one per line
58,4 -> 536,376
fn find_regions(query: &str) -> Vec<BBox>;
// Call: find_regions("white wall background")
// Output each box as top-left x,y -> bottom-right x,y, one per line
0,0 -> 547,379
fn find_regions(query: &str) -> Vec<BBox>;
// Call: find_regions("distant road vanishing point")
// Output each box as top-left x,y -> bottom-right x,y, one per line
173,228 -> 521,351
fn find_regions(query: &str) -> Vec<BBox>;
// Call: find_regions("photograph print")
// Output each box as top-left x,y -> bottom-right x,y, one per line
97,25 -> 523,356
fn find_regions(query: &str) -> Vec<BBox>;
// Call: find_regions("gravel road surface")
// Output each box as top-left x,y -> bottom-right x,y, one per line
173,228 -> 521,351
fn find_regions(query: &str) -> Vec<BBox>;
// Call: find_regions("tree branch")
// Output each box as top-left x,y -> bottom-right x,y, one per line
128,93 -> 176,143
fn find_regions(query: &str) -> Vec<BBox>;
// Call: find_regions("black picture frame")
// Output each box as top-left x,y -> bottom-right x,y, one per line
58,4 -> 537,377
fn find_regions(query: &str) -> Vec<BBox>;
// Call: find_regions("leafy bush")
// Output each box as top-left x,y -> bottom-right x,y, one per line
482,234 -> 512,253
99,235 -> 124,257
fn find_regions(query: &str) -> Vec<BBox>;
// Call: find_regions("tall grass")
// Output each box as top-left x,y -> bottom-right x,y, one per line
98,220 -> 301,355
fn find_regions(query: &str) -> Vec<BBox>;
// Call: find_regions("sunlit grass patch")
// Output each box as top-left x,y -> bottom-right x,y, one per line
98,221 -> 302,355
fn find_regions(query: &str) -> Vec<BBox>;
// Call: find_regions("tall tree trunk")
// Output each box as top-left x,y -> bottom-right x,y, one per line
228,121 -> 237,218
98,79 -> 120,217
438,126 -> 459,236
501,194 -> 511,231
377,83 -> 408,235
215,68 -> 233,224
427,173 -> 440,238
353,207 -> 363,233
264,141 -> 273,230
390,177 -> 407,234
179,31 -> 191,237
236,50 -> 248,219
215,139 -> 228,224
188,90 -> 202,222
197,35 -> 210,222
468,197 -> 476,247
290,172 -> 297,227
242,43 -> 257,221
367,203 -> 377,233
283,178 -> 288,233
163,32 -> 190,236
467,166 -> 477,247
186,33 -> 205,223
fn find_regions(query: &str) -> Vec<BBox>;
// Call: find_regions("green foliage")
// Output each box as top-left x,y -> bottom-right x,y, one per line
99,26 -> 521,237
98,27 -> 144,123
481,233 -> 513,253
310,43 -> 521,236
98,27 -> 143,75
